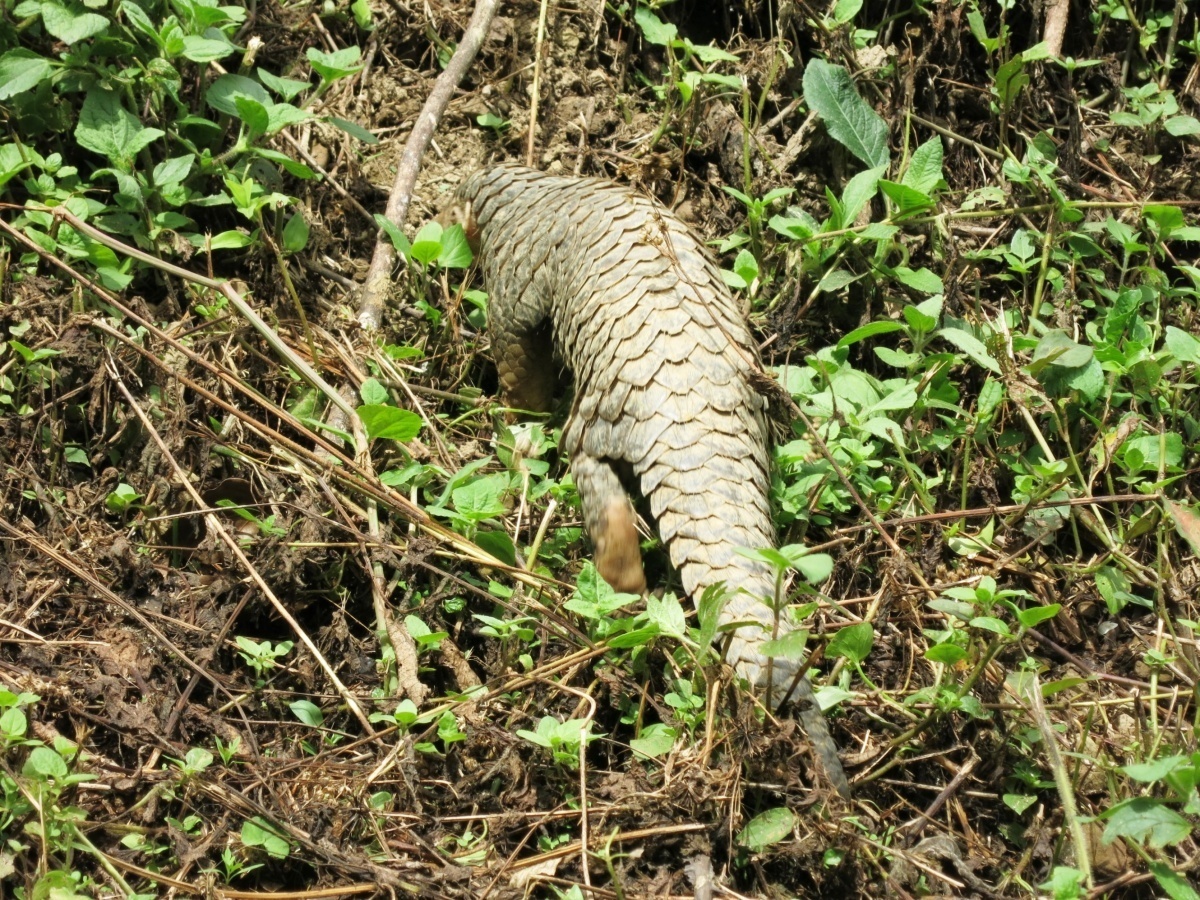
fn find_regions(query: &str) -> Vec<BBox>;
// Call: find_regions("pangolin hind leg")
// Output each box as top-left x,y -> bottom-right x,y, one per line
572,452 -> 647,594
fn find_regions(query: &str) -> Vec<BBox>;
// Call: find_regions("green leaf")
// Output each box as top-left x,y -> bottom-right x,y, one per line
969,616 -> 1010,635
879,179 -> 933,214
634,5 -> 677,46
307,45 -> 363,82
737,807 -> 795,852
1149,861 -> 1200,900
1028,329 -> 1094,373
24,745 -> 68,779
40,0 -> 108,43
838,320 -> 904,349
1016,603 -> 1060,627
258,67 -> 311,101
840,165 -> 884,222
687,42 -> 738,63
358,405 -> 422,441
1164,326 -> 1200,365
181,34 -> 235,63
281,211 -> 309,253
994,55 -> 1029,111
206,73 -> 270,117
1165,499 -> 1200,557
925,643 -> 967,664
802,59 -> 889,169
233,95 -> 269,139
475,529 -> 517,566
438,223 -> 473,268
827,622 -> 873,664
937,326 -> 1001,372
903,136 -> 943,194
894,267 -> 943,294
1164,115 -> 1200,137
0,49 -> 54,100
76,89 -> 164,171
757,628 -> 808,661
327,116 -> 378,144
630,723 -> 677,760
1102,797 -> 1190,849
1122,755 -> 1187,784
289,700 -> 324,726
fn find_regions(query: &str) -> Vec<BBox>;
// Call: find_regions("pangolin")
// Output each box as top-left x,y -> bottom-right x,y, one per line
454,164 -> 849,797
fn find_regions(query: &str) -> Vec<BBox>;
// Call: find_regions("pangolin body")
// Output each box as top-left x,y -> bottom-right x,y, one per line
456,164 -> 848,797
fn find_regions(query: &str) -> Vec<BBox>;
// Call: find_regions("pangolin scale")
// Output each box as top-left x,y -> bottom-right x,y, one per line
456,164 -> 848,797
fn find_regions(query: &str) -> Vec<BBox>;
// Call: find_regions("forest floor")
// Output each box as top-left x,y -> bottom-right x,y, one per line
2,0 -> 1200,897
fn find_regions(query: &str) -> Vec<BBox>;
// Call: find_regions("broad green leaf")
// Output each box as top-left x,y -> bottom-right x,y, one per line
827,622 -> 873,664
737,807 -> 794,852
634,6 -> 676,46
181,34 -> 235,62
894,266 -> 943,294
307,46 -> 363,82
1165,499 -> 1200,557
438,223 -> 473,268
258,67 -> 311,101
289,700 -> 323,726
24,746 -> 68,779
1164,326 -> 1200,364
1028,329 -> 1094,373
687,42 -> 738,63
206,74 -> 270,117
1102,797 -> 1190,849
1164,115 -> 1200,137
1150,862 -> 1200,900
925,643 -> 967,664
1016,603 -> 1060,628
0,49 -> 53,100
1123,755 -> 1187,783
802,59 -> 889,169
475,529 -> 517,566
358,405 -> 422,441
76,89 -> 164,170
40,0 -> 108,43
327,115 -> 378,144
630,724 -> 678,760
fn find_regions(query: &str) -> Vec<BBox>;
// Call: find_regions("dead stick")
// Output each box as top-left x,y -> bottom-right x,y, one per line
357,0 -> 499,331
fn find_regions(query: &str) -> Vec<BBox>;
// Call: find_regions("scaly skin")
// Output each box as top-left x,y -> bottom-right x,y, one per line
456,164 -> 849,797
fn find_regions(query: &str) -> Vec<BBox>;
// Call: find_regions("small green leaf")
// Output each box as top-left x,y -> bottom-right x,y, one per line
289,700 -> 324,727
737,807 -> 795,852
827,622 -> 873,664
1016,604 -> 1060,628
925,643 -> 967,664
307,46 -> 363,82
281,211 -> 309,253
630,724 -> 678,760
902,136 -> 944,194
